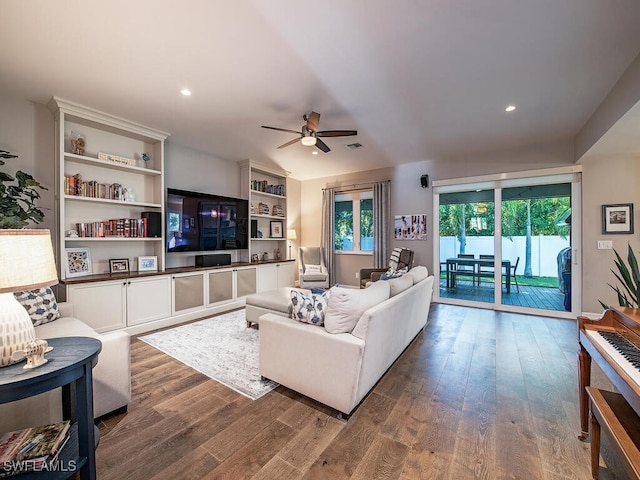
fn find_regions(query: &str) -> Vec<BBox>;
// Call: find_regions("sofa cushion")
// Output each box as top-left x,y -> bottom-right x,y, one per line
324,281 -> 390,334
13,287 -> 60,326
386,274 -> 413,296
290,290 -> 329,326
407,265 -> 429,285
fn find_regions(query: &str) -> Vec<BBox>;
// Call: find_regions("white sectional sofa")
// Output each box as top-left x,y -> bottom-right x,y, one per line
0,302 -> 131,432
259,266 -> 434,415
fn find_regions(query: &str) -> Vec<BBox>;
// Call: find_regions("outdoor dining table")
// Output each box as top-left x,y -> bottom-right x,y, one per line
445,257 -> 512,293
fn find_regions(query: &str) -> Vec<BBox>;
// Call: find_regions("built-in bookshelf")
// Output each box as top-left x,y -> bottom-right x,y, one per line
240,160 -> 289,262
48,97 -> 169,279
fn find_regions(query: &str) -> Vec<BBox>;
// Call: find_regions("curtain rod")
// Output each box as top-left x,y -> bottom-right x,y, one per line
322,179 -> 390,192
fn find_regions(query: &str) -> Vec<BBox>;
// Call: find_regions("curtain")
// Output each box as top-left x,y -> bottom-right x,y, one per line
321,188 -> 336,285
373,181 -> 390,268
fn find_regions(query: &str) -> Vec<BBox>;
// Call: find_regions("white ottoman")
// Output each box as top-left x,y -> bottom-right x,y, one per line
245,287 -> 310,327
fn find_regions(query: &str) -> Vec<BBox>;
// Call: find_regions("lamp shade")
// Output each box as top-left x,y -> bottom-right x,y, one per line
0,229 -> 58,293
287,229 -> 297,240
0,230 -> 58,367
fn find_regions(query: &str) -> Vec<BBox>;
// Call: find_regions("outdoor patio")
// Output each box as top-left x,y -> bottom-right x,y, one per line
439,277 -> 567,311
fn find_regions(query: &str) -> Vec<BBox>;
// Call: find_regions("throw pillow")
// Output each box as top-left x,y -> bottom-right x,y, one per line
406,265 -> 429,285
386,274 -> 413,296
388,247 -> 403,271
290,289 -> 329,326
13,287 -> 60,326
324,281 -> 390,334
381,266 -> 408,280
305,264 -> 322,273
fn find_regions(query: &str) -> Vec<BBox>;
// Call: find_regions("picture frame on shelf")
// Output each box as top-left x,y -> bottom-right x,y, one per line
65,248 -> 93,277
270,220 -> 283,238
109,258 -> 130,274
602,203 -> 634,234
138,255 -> 158,272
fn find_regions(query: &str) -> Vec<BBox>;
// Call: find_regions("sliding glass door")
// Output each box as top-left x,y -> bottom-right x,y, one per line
439,190 -> 495,306
434,168 -> 581,318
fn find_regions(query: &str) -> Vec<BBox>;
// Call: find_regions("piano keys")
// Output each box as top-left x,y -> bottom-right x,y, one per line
578,307 -> 640,440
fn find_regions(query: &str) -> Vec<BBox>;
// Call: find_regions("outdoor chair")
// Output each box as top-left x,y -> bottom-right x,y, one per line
477,254 -> 495,285
509,257 -> 520,292
451,253 -> 476,285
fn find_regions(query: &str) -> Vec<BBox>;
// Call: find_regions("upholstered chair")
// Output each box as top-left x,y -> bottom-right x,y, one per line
359,247 -> 414,288
299,247 -> 330,289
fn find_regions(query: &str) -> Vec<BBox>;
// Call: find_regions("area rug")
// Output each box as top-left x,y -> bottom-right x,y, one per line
139,310 -> 278,400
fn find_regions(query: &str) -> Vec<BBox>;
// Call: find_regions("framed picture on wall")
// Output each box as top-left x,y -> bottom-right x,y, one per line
270,220 -> 283,238
602,203 -> 634,234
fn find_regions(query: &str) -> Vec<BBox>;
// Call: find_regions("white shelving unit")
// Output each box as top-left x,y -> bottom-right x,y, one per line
240,160 -> 289,262
49,97 -> 169,279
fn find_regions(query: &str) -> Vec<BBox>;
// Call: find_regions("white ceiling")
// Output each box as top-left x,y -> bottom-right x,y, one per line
2,0 -> 640,180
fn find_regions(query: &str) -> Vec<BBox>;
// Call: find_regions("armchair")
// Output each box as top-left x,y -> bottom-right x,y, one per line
359,247 -> 414,288
299,246 -> 330,289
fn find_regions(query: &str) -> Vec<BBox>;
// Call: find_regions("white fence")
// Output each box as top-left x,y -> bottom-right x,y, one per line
439,235 -> 570,277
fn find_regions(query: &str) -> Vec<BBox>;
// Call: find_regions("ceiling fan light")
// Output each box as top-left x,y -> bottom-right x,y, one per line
301,136 -> 317,146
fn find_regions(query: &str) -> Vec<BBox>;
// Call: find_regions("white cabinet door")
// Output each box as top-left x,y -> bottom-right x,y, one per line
257,264 -> 278,292
277,262 -> 295,288
67,280 -> 126,332
127,276 -> 172,326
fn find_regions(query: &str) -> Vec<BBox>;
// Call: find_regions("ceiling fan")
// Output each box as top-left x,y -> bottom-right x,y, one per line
261,111 -> 357,153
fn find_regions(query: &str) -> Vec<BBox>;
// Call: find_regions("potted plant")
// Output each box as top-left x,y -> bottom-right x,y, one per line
0,149 -> 47,228
600,243 -> 640,309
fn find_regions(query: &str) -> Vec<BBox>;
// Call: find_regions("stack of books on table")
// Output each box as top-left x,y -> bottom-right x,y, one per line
0,420 -> 71,477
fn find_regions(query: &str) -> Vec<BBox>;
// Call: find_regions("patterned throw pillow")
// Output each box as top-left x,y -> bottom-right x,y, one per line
13,287 -> 60,326
388,247 -> 403,271
381,266 -> 408,280
290,290 -> 330,326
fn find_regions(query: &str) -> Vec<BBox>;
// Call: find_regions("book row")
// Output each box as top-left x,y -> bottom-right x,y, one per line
64,173 -> 131,201
71,217 -> 149,238
251,180 -> 285,196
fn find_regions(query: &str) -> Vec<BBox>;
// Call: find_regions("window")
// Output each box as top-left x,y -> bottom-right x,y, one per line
334,191 -> 373,252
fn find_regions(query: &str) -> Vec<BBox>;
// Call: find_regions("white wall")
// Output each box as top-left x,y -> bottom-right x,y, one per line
0,95 -> 55,233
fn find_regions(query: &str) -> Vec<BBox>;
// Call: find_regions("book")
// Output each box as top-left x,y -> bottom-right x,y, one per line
0,420 -> 70,468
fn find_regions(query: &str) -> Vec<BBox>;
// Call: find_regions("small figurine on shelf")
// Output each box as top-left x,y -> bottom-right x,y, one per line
142,152 -> 150,168
70,131 -> 86,155
275,248 -> 281,260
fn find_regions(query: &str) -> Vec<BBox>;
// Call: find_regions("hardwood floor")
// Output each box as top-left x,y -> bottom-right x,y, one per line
95,304 -> 622,479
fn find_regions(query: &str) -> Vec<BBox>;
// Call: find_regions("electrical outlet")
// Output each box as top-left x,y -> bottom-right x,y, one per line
597,240 -> 613,250
355,272 -> 360,279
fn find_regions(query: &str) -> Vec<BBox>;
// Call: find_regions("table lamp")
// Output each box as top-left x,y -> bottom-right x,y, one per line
287,229 -> 297,259
0,229 -> 58,367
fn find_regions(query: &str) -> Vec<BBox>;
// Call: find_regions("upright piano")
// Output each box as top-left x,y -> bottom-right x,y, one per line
578,306 -> 640,439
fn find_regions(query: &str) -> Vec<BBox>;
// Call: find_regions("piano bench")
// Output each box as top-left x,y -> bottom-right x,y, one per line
587,387 -> 640,479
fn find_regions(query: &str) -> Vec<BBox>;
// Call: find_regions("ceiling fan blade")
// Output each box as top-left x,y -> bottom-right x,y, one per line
316,130 -> 357,137
261,125 -> 300,135
306,111 -> 320,132
277,137 -> 302,149
315,138 -> 331,153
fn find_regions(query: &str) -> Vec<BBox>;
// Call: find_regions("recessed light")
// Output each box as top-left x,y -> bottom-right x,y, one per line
505,105 -> 516,112
180,88 -> 192,96
311,151 -> 318,155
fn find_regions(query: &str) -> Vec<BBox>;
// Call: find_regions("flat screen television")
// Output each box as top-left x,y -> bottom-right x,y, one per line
166,188 -> 249,252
